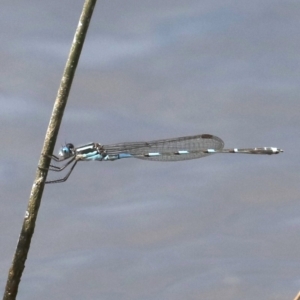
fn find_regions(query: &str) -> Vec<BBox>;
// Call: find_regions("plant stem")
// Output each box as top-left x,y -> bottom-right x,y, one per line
2,1 -> 97,299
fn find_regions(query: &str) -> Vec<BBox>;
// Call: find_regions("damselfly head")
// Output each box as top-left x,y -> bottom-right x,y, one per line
59,143 -> 75,158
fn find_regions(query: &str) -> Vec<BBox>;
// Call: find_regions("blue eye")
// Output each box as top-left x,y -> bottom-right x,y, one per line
59,144 -> 74,158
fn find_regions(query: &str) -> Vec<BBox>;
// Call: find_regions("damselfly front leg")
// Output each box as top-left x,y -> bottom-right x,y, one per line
48,156 -> 76,172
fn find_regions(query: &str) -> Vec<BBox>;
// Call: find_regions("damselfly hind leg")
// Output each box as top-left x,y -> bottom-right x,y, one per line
45,161 -> 78,184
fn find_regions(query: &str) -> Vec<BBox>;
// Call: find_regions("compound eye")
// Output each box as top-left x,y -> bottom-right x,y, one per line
59,143 -> 74,158
66,143 -> 74,150
59,147 -> 69,157
63,147 -> 69,154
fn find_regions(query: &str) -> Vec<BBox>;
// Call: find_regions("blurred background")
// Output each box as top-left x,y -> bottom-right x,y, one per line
0,1 -> 299,299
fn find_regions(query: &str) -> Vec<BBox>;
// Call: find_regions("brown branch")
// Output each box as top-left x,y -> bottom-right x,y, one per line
2,1 -> 97,299
294,291 -> 300,300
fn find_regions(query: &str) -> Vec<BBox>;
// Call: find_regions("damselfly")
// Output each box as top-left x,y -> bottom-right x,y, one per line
44,134 -> 283,184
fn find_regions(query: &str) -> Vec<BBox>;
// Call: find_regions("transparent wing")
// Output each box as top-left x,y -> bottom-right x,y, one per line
103,134 -> 224,161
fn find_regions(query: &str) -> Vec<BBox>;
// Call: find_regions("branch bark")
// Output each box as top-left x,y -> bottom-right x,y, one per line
2,1 -> 97,299
294,291 -> 300,300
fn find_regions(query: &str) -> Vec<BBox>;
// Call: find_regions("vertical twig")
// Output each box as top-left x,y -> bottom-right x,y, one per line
294,291 -> 300,300
2,1 -> 97,299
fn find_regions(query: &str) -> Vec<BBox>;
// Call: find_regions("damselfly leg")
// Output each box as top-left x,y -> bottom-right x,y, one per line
48,156 -> 76,172
40,152 -> 78,183
46,161 -> 78,184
